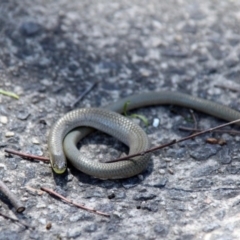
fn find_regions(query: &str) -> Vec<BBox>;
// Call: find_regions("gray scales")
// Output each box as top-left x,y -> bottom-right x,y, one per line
48,91 -> 240,178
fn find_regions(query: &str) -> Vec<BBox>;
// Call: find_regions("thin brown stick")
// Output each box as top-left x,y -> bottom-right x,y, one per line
5,148 -> 49,162
215,83 -> 240,93
105,140 -> 176,163
179,126 -> 240,135
105,118 -> 240,163
70,81 -> 99,108
0,211 -> 33,229
0,180 -> 25,213
41,187 -> 110,218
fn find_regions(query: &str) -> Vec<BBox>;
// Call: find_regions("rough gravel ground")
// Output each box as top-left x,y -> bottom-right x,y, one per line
1,0 -> 240,239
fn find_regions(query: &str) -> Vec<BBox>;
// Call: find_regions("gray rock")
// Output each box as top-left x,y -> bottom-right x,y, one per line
84,189 -> 106,198
20,21 -> 42,36
191,179 -> 213,188
153,177 -> 168,188
85,223 -> 97,233
69,213 -> 94,222
9,122 -> 26,132
215,210 -> 226,220
213,189 -> 240,200
225,57 -> 238,68
202,222 -> 220,232
16,109 -> 30,120
141,201 -> 159,212
0,142 -> 7,148
168,189 -> 192,201
226,165 -> 240,174
6,158 -> 18,170
167,148 -> 187,159
225,70 -> 240,81
191,163 -> 220,177
189,145 -> 221,161
133,192 -> 157,201
167,210 -> 182,223
6,136 -> 19,144
218,148 -> 232,164
121,176 -> 141,189
154,223 -> 169,237
176,234 -> 195,240
67,227 -> 81,238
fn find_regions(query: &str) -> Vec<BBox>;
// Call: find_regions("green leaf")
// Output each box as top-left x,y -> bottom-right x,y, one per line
123,101 -> 148,126
0,89 -> 19,99
130,113 -> 149,126
123,101 -> 131,116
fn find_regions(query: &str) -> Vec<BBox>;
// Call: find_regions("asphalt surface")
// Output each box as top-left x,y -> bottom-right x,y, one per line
1,0 -> 240,239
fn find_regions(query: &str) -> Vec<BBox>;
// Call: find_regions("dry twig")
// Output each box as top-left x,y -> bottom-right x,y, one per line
70,81 -> 99,108
5,118 -> 240,169
41,187 -> 110,218
105,118 -> 240,163
0,211 -> 33,229
5,148 -> 49,162
214,83 -> 240,93
0,180 -> 25,213
179,126 -> 240,135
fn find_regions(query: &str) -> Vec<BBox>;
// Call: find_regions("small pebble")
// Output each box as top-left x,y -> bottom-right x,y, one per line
17,110 -> 30,120
36,203 -> 47,209
152,118 -> 160,127
139,68 -> 151,77
168,168 -> 174,174
5,131 -> 14,137
46,222 -> 52,230
159,169 -> 165,175
0,116 -> 8,124
32,138 -> 40,145
165,158 -> 172,162
41,79 -> 53,86
0,163 -> 6,170
38,218 -> 47,224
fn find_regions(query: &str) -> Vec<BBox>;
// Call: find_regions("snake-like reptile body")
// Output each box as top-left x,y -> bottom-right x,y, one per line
48,91 -> 240,179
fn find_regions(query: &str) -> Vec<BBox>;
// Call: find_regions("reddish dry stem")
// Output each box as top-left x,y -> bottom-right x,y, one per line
0,211 -> 33,229
179,126 -> 240,135
40,187 -> 110,217
214,83 -> 240,92
5,148 -> 49,162
106,118 -> 240,163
